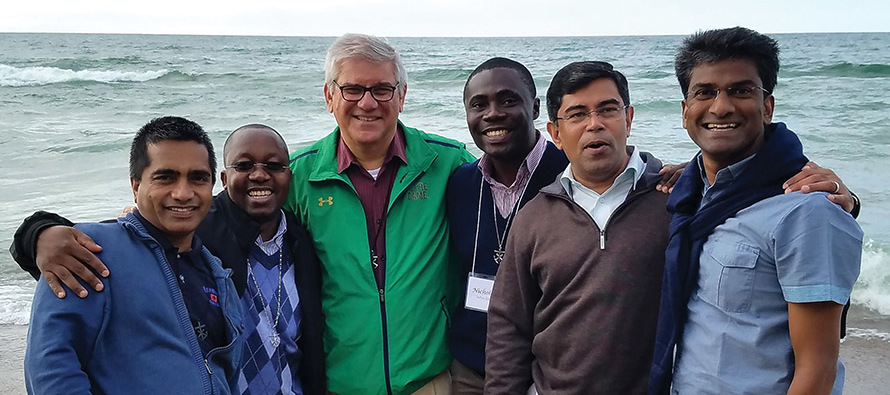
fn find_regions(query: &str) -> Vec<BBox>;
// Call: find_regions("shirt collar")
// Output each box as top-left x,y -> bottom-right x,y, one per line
477,131 -> 546,189
336,125 -> 408,174
255,210 -> 288,255
698,152 -> 756,196
559,146 -> 644,197
133,210 -> 203,256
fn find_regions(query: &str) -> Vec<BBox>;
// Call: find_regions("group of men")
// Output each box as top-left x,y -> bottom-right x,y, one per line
11,27 -> 862,395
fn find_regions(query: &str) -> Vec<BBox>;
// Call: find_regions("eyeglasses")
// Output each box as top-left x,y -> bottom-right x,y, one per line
556,105 -> 629,125
686,85 -> 771,102
226,161 -> 289,173
332,80 -> 399,102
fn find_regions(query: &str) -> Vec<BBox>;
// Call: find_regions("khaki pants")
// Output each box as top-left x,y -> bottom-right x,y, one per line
449,359 -> 484,394
411,369 -> 452,395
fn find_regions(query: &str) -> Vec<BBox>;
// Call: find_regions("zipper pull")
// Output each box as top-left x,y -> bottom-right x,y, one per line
379,288 -> 385,303
204,359 -> 212,375
371,249 -> 379,269
599,230 -> 606,250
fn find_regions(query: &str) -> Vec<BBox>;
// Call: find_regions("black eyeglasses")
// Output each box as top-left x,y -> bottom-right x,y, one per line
226,161 -> 288,173
332,80 -> 399,102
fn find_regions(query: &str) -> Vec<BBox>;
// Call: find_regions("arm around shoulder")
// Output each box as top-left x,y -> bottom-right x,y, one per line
9,211 -> 74,279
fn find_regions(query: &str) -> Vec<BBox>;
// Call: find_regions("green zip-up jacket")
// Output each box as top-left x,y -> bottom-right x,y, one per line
286,122 -> 474,394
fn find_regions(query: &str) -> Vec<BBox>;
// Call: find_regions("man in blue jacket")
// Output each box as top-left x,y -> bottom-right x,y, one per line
24,116 -> 243,394
14,124 -> 327,394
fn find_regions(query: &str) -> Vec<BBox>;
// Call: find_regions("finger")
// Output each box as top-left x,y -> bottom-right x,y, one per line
53,269 -> 89,299
65,254 -> 105,292
43,272 -> 67,299
73,231 -> 108,277
73,230 -> 103,253
827,193 -> 855,214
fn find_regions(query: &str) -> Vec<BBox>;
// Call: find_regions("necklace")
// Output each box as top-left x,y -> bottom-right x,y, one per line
473,174 -> 532,268
247,248 -> 283,348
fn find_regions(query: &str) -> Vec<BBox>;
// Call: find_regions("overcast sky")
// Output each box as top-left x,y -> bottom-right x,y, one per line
2,0 -> 887,37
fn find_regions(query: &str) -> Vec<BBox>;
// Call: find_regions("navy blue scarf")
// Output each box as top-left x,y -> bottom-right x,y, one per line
648,123 -> 808,394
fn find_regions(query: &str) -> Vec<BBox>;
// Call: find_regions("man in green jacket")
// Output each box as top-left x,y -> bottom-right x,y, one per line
286,33 -> 474,394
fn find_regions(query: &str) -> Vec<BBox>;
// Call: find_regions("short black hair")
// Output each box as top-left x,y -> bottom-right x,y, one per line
129,116 -> 216,182
222,124 -> 288,163
546,61 -> 630,122
675,26 -> 780,96
464,57 -> 536,99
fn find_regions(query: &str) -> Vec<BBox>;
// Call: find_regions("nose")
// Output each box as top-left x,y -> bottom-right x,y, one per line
171,179 -> 195,201
708,91 -> 735,117
482,104 -> 506,121
248,165 -> 271,181
356,91 -> 379,110
584,111 -> 606,132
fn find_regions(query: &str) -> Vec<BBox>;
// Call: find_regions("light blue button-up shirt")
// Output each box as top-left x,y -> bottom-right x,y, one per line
672,154 -> 863,394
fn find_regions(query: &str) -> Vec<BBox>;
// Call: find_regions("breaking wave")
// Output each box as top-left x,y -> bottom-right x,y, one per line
0,64 -> 169,87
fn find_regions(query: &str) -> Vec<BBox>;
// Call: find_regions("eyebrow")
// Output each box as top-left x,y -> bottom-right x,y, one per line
691,79 -> 758,88
562,98 -> 621,113
190,169 -> 212,177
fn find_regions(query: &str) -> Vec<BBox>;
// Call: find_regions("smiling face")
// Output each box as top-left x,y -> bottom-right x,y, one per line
324,57 -> 406,153
131,140 -> 213,251
682,59 -> 774,177
221,127 -> 291,227
546,78 -> 633,193
464,67 -> 540,164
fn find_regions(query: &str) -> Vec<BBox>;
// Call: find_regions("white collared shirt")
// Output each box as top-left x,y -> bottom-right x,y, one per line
255,210 -> 287,255
559,147 -> 645,229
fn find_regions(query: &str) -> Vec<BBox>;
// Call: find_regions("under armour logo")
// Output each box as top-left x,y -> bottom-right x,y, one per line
318,196 -> 333,206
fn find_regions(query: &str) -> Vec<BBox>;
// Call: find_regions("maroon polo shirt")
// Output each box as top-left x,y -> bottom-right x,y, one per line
336,129 -> 407,289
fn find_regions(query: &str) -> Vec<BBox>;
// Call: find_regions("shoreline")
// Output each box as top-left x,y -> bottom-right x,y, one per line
3,309 -> 890,394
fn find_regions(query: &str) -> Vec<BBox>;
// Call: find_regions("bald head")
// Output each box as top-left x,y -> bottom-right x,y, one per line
223,124 -> 288,165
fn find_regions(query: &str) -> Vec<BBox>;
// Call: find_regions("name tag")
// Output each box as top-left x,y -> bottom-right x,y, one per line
464,273 -> 495,312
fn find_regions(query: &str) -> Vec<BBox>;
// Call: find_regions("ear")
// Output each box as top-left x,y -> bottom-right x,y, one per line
532,98 -> 541,120
681,99 -> 689,130
625,105 -> 634,137
323,83 -> 334,113
546,121 -> 562,150
397,84 -> 407,112
762,94 -> 775,125
220,170 -> 228,188
130,177 -> 140,204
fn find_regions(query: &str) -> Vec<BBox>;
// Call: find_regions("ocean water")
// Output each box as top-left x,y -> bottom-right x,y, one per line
1,33 -> 888,330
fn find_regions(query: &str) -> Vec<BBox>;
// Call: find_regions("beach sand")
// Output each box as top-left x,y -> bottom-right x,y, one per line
1,308 -> 889,394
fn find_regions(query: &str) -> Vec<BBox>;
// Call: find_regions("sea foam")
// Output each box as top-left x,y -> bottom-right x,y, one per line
852,239 -> 890,315
0,64 -> 168,87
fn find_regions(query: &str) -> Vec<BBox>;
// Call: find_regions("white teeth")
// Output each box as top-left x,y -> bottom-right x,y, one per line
249,190 -> 272,197
169,207 -> 191,212
356,116 -> 377,121
707,123 -> 738,129
485,129 -> 508,137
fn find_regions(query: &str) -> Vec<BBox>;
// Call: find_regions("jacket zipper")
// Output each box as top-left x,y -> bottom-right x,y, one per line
371,249 -> 394,395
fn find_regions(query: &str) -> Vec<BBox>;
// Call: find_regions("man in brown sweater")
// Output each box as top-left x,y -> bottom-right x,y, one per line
484,61 -> 670,394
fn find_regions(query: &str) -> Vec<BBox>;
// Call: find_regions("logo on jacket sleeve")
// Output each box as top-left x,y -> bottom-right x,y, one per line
318,196 -> 333,206
406,182 -> 428,200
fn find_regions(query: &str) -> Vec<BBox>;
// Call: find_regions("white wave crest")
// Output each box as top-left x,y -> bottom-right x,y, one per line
852,239 -> 890,315
0,64 -> 169,87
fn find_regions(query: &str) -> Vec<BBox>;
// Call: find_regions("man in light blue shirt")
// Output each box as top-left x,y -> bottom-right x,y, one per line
650,27 -> 863,394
